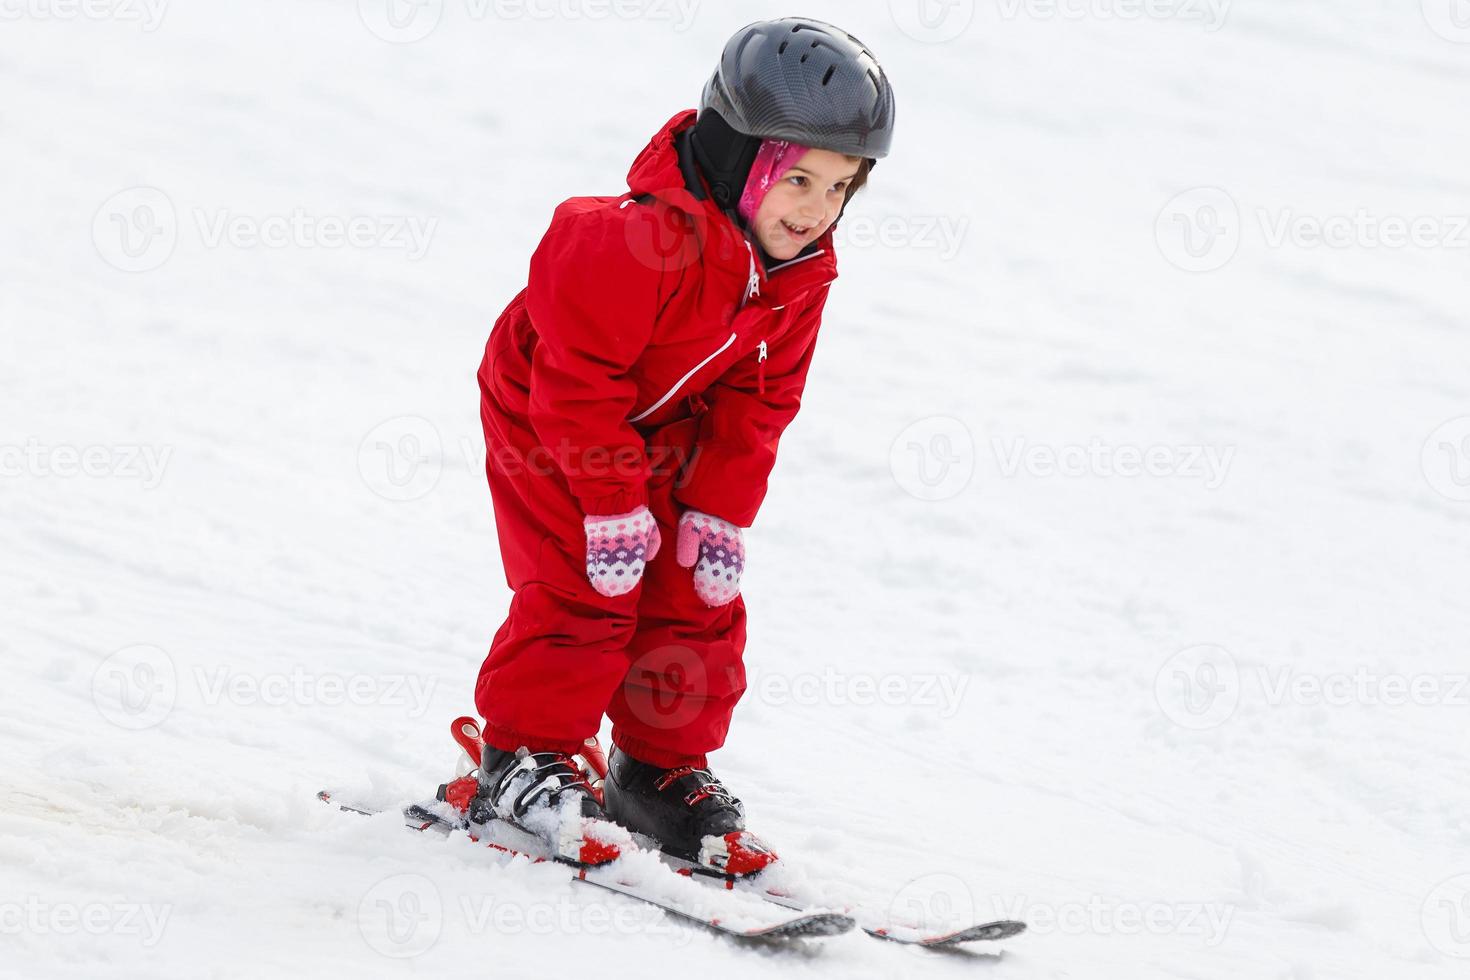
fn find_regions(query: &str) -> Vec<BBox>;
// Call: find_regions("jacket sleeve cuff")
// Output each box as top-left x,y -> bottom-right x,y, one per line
578,486 -> 650,520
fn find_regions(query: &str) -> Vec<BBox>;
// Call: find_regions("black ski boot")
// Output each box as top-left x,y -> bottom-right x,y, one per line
602,746 -> 778,876
472,744 -> 626,866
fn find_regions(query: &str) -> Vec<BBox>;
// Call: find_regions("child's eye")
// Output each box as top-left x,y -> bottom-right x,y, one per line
831,182 -> 849,193
788,175 -> 807,188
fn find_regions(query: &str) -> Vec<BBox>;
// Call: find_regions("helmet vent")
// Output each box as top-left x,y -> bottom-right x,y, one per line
822,65 -> 836,86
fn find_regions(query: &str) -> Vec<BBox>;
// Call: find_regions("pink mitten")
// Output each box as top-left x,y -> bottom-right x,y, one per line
675,510 -> 745,607
583,506 -> 661,598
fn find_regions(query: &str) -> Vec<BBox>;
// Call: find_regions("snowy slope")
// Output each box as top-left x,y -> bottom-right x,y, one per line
4,0 -> 1470,977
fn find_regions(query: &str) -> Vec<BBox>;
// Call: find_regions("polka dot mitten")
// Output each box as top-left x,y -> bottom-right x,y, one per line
583,506 -> 661,598
675,509 -> 745,607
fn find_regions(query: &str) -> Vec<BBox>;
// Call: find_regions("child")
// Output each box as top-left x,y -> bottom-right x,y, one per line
472,17 -> 896,868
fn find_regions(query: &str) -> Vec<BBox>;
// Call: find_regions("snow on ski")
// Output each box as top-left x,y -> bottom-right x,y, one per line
657,848 -> 1028,948
317,790 -> 855,942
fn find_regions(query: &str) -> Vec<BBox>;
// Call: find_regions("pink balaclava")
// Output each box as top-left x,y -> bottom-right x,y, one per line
737,138 -> 813,227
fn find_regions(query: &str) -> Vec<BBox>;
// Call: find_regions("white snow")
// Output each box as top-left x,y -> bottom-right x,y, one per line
4,1 -> 1470,977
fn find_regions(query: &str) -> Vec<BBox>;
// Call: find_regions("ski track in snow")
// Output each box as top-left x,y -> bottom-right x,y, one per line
4,1 -> 1469,977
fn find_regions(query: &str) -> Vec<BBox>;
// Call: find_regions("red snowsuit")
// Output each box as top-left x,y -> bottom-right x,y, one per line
475,109 -> 839,768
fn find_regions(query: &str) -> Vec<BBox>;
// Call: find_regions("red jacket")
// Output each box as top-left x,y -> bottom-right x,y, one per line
479,109 -> 840,528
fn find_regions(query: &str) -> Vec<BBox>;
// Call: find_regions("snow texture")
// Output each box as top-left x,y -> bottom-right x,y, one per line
4,1 -> 1470,978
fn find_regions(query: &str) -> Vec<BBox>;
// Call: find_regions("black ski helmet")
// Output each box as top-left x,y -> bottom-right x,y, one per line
701,17 -> 896,159
686,17 -> 895,213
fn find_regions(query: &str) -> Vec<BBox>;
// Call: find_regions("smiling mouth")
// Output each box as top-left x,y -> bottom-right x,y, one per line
781,219 -> 814,238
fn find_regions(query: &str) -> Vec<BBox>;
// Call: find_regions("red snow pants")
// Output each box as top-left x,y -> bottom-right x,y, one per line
474,392 -> 747,770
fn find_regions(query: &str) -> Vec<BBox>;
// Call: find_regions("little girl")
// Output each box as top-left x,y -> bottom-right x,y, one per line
472,17 -> 896,869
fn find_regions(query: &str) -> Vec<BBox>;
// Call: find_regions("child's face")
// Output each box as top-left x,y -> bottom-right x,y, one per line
750,148 -> 863,261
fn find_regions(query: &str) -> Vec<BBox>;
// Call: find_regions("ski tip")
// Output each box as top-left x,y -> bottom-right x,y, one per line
865,918 -> 1027,946
741,912 -> 856,939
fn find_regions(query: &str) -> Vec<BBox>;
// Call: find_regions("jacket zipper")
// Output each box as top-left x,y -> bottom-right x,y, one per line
627,331 -> 737,423
627,243 -> 820,422
742,239 -> 761,308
